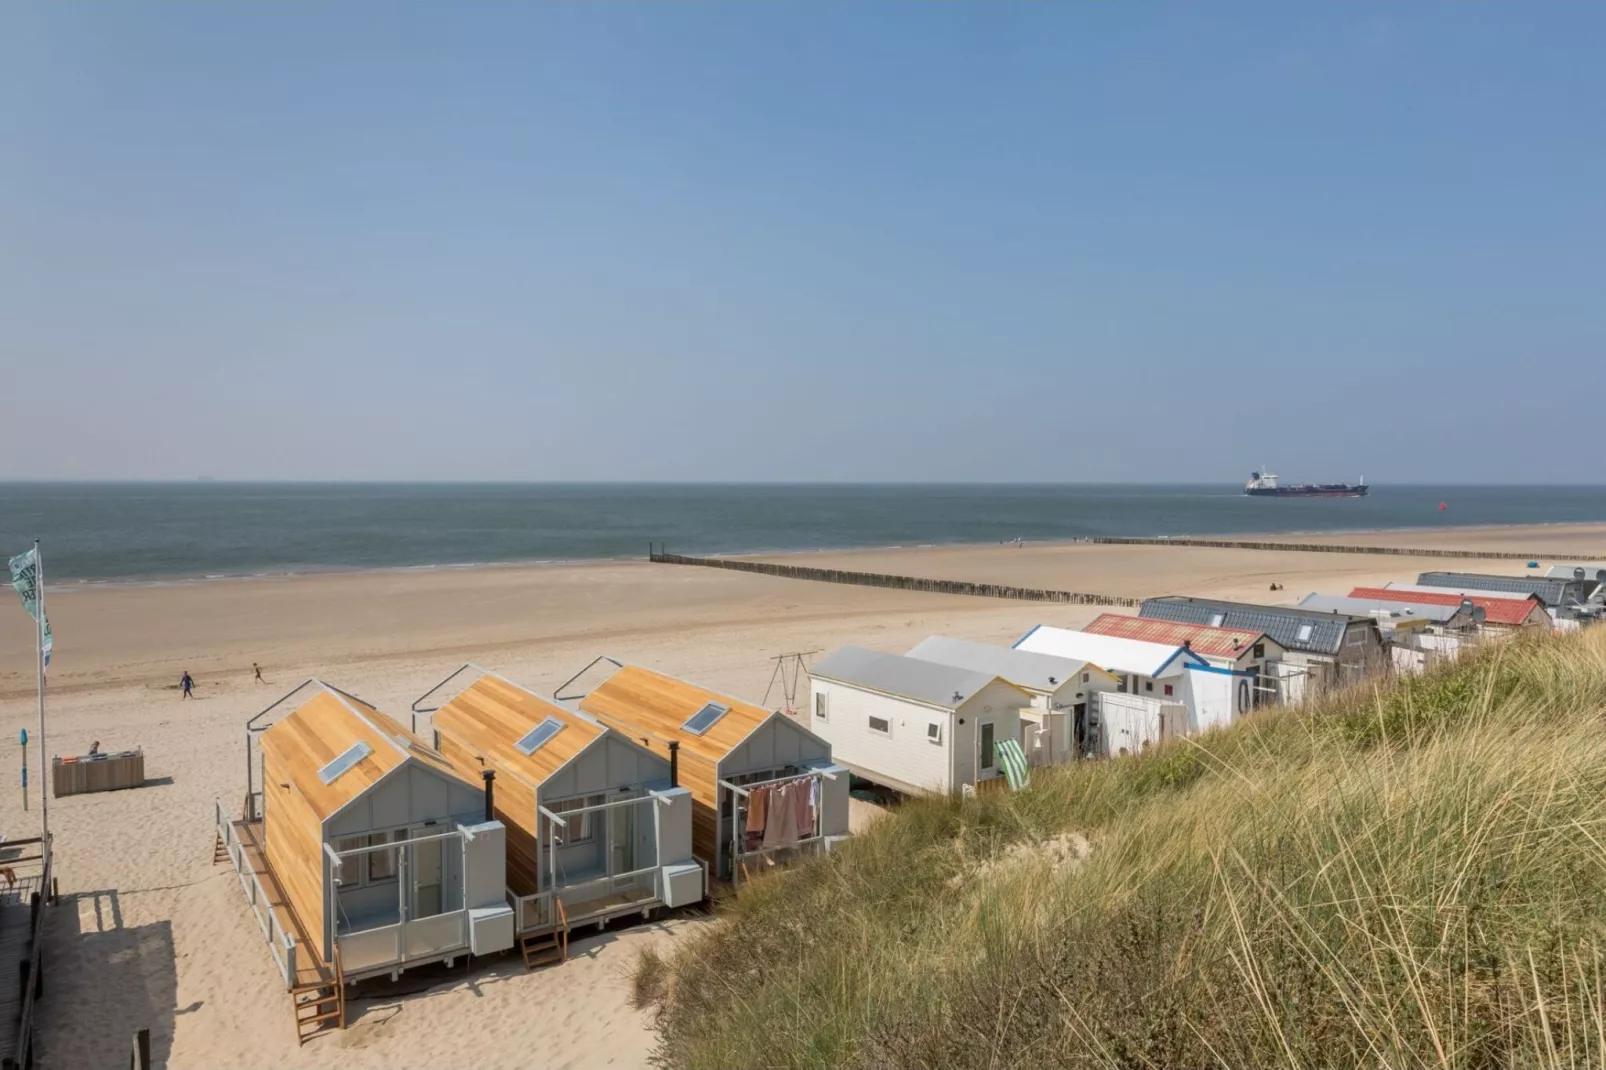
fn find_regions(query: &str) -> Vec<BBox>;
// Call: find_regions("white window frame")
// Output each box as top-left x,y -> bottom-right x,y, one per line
867,715 -> 891,737
547,793 -> 606,846
926,722 -> 942,745
814,692 -> 828,722
334,826 -> 407,888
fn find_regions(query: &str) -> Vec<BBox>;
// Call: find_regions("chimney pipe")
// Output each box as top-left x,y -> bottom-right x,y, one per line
668,741 -> 679,789
482,770 -> 495,823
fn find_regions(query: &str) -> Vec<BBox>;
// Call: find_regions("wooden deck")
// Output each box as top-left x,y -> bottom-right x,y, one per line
231,820 -> 332,988
0,874 -> 43,1066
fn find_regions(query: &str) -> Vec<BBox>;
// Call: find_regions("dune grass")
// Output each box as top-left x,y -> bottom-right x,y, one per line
635,630 -> 1606,1069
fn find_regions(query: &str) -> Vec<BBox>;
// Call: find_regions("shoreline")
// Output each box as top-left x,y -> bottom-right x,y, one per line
40,518 -> 1606,591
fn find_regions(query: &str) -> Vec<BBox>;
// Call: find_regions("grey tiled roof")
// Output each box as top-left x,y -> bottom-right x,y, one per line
811,646 -> 1004,709
904,636 -> 1092,694
1415,572 -> 1587,607
1139,596 -> 1371,655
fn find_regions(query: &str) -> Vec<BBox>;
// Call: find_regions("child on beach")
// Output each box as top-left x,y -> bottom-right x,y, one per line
253,662 -> 264,684
181,671 -> 194,699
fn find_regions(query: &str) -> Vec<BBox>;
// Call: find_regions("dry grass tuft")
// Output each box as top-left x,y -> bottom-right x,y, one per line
638,630 -> 1606,1069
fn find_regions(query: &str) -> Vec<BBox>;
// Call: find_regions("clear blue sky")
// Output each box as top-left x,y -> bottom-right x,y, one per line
3,3 -> 1602,483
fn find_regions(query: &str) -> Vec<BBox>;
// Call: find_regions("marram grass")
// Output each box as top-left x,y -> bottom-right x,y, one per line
635,630 -> 1606,1070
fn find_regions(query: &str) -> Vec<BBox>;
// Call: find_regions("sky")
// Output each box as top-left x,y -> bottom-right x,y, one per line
2,3 -> 1603,483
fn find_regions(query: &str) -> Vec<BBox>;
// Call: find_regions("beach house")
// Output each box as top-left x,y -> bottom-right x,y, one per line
809,645 -> 1033,794
1080,613 -> 1286,712
1298,593 -> 1484,671
1352,586 -> 1551,635
216,680 -> 513,1041
412,667 -> 704,967
1413,571 -> 1600,615
1137,597 -> 1386,702
1011,626 -> 1222,754
573,663 -> 849,886
902,635 -> 1119,763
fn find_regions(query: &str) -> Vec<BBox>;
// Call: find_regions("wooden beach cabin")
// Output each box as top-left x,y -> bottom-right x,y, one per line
412,666 -> 704,966
216,680 -> 514,1040
571,663 -> 849,886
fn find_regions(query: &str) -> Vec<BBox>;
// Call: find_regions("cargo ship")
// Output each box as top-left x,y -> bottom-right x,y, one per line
1244,471 -> 1368,498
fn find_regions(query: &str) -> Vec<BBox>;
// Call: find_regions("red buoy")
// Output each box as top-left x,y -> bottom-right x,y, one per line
1438,502 -> 1448,511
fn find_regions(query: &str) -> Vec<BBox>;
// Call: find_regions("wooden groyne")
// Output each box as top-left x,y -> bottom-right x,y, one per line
1086,536 -> 1544,561
647,551 -> 1141,606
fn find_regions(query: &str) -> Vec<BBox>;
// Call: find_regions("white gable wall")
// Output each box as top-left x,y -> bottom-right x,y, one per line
808,679 -> 953,794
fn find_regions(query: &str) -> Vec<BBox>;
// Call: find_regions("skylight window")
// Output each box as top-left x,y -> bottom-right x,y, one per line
515,717 -> 565,755
1296,624 -> 1314,642
682,702 -> 729,735
319,741 -> 373,785
1208,613 -> 1225,627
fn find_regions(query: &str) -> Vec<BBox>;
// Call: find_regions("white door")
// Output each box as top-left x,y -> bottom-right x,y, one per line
978,721 -> 998,780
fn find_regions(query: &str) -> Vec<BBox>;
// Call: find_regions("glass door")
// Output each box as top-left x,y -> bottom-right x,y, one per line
409,826 -> 444,919
978,722 -> 997,778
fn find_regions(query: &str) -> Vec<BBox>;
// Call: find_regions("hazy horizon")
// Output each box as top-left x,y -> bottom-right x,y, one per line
5,4 -> 1602,483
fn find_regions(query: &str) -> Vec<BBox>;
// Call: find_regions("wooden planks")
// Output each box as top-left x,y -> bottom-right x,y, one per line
262,747 -> 332,959
433,676 -> 605,787
235,819 -> 331,986
579,666 -> 772,769
52,750 -> 145,796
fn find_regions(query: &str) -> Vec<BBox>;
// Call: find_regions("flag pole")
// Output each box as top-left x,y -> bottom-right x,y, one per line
34,539 -> 47,846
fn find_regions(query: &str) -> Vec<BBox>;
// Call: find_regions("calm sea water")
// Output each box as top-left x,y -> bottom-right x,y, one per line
3,483 -> 1606,583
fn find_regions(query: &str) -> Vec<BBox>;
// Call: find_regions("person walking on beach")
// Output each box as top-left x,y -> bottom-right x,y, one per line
253,662 -> 265,684
180,670 -> 194,699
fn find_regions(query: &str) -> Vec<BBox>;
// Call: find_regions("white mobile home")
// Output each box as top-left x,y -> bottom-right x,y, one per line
1012,625 -> 1237,741
809,646 -> 1032,795
903,635 -> 1120,763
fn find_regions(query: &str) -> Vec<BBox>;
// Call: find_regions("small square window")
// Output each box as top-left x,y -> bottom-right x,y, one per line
1081,672 -> 1089,683
868,715 -> 891,736
1253,643 -> 1265,659
814,693 -> 827,720
1163,684 -> 1174,697
926,722 -> 942,744
1144,681 -> 1154,693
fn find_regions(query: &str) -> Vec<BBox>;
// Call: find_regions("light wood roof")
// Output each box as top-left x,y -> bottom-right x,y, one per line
579,665 -> 772,766
262,684 -> 472,822
432,674 -> 607,790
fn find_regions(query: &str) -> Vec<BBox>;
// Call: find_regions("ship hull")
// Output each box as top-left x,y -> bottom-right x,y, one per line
1245,486 -> 1368,498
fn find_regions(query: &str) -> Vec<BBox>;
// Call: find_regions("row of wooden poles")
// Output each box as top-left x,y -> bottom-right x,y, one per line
646,548 -> 1141,606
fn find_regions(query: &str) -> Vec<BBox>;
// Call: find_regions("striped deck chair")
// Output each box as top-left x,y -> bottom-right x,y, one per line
996,738 -> 1030,791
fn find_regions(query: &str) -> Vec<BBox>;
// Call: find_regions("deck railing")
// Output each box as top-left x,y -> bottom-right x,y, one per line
513,865 -> 662,935
336,910 -> 469,976
7,833 -> 53,1070
214,798 -> 297,987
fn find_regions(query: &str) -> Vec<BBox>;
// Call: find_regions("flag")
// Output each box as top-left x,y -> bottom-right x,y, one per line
8,548 -> 52,668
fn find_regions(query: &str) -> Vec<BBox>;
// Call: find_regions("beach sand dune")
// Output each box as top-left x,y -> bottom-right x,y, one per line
2,526 -> 1601,1067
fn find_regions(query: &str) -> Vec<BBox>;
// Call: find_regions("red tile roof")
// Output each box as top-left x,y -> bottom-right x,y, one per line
1083,613 -> 1269,658
1346,587 -> 1543,626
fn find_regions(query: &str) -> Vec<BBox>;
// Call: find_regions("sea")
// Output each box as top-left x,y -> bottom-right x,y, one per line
3,483 -> 1606,585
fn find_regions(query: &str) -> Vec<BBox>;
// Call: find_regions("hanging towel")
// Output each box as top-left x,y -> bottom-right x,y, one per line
794,778 -> 815,839
774,782 -> 800,847
807,777 -> 821,838
763,782 -> 789,846
745,786 -> 769,835
744,786 -> 768,852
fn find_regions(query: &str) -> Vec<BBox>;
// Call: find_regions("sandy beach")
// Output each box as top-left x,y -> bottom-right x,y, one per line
3,523 -> 1603,1068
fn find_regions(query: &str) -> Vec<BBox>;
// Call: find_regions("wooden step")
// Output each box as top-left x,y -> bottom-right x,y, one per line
213,832 -> 231,865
